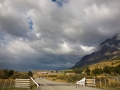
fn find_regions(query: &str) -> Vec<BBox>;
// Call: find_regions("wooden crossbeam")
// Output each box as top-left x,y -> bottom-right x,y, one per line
15,79 -> 30,88
85,79 -> 96,86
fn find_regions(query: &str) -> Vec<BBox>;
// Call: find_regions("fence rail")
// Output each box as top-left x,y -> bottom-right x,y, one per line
15,79 -> 30,88
85,79 -> 96,86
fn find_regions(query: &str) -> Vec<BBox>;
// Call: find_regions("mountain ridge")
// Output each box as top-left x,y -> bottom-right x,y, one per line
72,33 -> 120,68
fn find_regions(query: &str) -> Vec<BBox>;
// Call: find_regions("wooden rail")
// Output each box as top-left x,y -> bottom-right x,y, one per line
75,77 -> 96,87
15,79 -> 30,88
30,77 -> 40,88
85,79 -> 96,86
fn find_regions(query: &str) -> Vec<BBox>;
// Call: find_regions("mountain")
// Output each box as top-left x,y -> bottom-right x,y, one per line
72,33 -> 120,68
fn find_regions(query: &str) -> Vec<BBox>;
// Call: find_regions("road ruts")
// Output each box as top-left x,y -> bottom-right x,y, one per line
33,77 -> 103,90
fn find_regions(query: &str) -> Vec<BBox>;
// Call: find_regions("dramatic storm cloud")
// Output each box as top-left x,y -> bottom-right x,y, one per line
0,0 -> 120,71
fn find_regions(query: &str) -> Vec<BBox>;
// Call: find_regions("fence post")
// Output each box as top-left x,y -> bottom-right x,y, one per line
113,77 -> 115,86
105,78 -> 106,87
108,79 -> 110,86
2,79 -> 7,90
116,77 -> 119,87
9,79 -> 13,89
100,78 -> 102,87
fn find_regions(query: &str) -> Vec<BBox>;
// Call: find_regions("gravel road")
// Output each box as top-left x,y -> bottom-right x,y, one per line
33,77 -> 103,90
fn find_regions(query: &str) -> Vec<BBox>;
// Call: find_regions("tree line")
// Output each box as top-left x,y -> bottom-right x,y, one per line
0,69 -> 33,79
73,64 -> 120,75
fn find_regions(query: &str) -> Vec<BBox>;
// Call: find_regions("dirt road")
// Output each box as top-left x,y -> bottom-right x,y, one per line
34,77 -> 102,90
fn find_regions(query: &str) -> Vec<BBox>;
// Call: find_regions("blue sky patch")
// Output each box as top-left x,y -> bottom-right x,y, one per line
28,17 -> 33,30
0,32 -> 8,46
52,0 -> 69,7
52,0 -> 56,2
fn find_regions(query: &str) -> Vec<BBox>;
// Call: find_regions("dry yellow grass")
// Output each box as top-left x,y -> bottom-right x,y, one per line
0,79 -> 14,89
34,73 -> 67,82
89,60 -> 120,71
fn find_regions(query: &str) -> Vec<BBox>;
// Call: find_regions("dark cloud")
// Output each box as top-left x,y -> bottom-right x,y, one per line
0,0 -> 120,71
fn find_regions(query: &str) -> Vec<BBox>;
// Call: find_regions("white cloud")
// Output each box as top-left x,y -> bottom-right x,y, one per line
7,40 -> 37,55
84,4 -> 117,23
80,45 -> 95,54
58,42 -> 72,54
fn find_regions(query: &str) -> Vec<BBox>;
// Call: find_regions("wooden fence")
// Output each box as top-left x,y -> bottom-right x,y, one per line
85,79 -> 96,86
15,79 -> 30,88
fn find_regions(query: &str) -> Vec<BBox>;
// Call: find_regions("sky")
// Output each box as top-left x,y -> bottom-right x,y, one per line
0,0 -> 120,71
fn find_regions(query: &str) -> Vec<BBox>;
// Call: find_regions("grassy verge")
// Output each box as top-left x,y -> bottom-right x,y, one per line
116,88 -> 120,90
44,74 -> 86,83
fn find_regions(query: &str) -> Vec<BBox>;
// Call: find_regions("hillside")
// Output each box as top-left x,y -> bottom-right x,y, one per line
72,33 -> 120,68
88,59 -> 120,71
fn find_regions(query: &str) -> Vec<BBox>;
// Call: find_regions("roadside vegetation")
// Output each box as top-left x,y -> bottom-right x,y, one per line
0,69 -> 35,90
0,69 -> 33,79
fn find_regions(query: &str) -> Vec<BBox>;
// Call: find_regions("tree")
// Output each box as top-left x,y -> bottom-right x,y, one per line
27,71 -> 33,77
73,68 -> 82,74
8,70 -> 14,77
56,70 -> 58,73
0,70 -> 9,79
103,66 -> 110,74
114,64 -> 120,74
92,68 -> 103,74
86,67 -> 90,75
51,71 -> 54,73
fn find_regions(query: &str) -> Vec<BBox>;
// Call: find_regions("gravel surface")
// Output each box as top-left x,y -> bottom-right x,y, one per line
33,77 -> 103,90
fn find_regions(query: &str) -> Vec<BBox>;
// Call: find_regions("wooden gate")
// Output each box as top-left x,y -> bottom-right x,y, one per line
15,79 -> 30,88
85,79 -> 96,86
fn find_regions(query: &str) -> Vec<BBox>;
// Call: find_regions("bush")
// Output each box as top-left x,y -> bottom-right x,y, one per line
92,68 -> 103,74
48,75 -> 57,77
66,74 -> 85,83
27,71 -> 33,77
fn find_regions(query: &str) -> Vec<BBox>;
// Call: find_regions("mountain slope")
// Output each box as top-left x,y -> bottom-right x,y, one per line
72,33 -> 120,68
